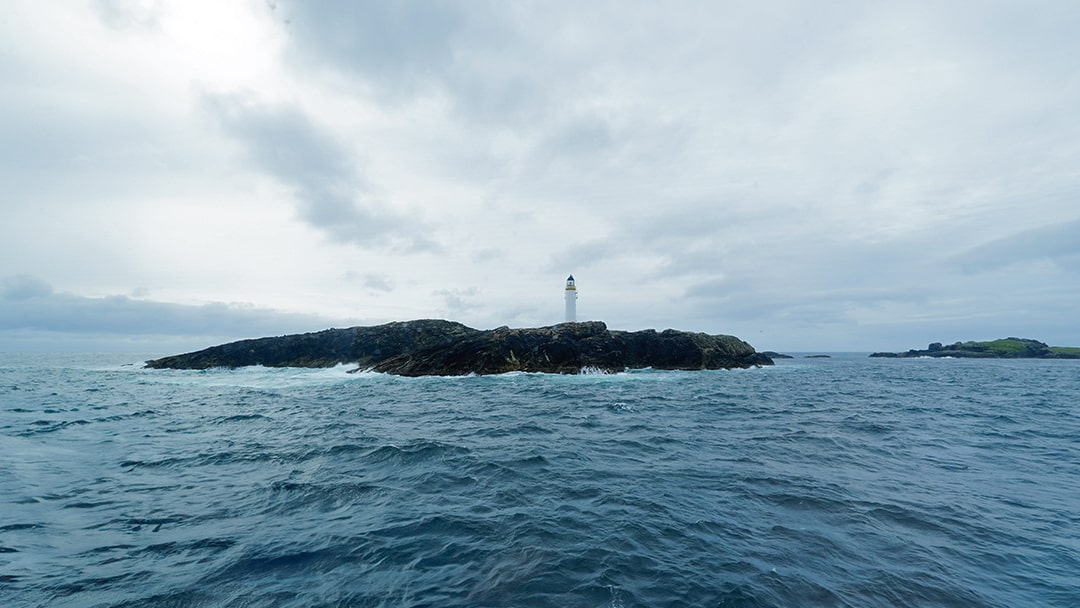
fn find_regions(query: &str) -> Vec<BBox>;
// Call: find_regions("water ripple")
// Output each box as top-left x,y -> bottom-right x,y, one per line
1,354 -> 1078,607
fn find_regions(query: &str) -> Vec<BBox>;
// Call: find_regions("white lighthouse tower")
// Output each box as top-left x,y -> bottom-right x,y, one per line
564,275 -> 577,322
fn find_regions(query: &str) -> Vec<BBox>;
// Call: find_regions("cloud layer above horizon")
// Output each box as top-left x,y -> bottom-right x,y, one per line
3,0 -> 1079,352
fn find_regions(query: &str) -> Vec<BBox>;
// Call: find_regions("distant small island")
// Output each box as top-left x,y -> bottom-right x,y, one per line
145,320 -> 773,375
870,337 -> 1080,359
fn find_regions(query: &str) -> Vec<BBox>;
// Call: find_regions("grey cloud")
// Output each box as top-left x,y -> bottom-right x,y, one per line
444,70 -> 549,127
546,201 -> 755,277
93,0 -> 164,30
625,206 -> 745,244
511,113 -> 694,206
854,169 -> 896,198
525,115 -> 617,178
0,276 -> 338,338
471,248 -> 504,265
548,240 -> 621,272
360,273 -> 394,292
273,0 -> 462,97
535,117 -> 613,160
2,275 -> 54,301
686,278 -> 930,311
203,93 -> 438,252
952,4 -> 1080,76
434,287 -> 479,313
954,219 -> 1080,273
204,94 -> 354,188
679,279 -> 945,350
274,1 -> 552,125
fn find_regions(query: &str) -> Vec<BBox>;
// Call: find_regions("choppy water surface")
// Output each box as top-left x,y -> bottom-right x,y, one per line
1,353 -> 1078,607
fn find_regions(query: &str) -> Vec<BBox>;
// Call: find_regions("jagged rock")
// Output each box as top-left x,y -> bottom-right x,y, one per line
144,320 -> 478,370
372,321 -> 771,375
145,320 -> 773,374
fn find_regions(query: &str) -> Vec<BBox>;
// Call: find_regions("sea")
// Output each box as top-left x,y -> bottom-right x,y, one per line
1,352 -> 1077,608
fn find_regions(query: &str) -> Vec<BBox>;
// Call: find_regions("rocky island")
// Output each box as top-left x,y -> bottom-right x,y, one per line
145,320 -> 773,375
870,337 -> 1080,359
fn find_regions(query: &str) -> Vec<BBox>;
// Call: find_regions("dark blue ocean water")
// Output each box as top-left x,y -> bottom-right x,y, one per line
1,353 -> 1077,607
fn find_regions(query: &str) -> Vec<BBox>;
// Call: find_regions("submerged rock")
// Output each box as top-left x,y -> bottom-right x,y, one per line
145,320 -> 772,375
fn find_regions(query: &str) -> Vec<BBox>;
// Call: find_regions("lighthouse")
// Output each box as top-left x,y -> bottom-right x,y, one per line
564,275 -> 577,323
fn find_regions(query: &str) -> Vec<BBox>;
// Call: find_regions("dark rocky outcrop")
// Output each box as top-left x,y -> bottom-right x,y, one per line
145,320 -> 772,375
144,320 -> 479,370
371,321 -> 772,375
761,351 -> 793,359
870,337 -> 1080,359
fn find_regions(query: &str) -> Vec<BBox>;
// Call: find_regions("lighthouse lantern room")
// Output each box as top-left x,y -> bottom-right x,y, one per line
564,275 -> 577,323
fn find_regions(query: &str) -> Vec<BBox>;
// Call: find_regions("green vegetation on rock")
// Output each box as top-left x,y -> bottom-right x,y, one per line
870,337 -> 1080,359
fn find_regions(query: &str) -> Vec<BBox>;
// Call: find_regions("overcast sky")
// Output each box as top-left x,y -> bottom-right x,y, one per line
3,0 -> 1079,353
